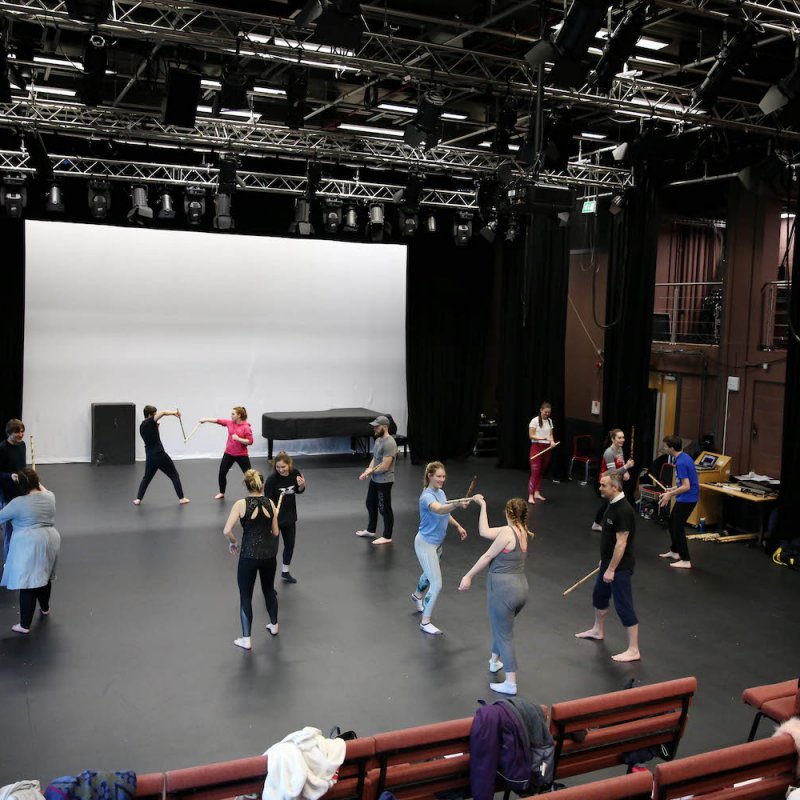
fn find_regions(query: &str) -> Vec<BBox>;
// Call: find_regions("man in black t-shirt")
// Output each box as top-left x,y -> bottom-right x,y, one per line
134,406 -> 190,506
575,471 -> 640,662
0,418 -> 27,560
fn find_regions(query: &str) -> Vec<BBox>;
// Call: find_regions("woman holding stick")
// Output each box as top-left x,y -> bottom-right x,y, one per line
199,407 -> 254,499
591,429 -> 634,531
528,402 -> 555,504
264,451 -> 306,584
459,495 -> 532,696
223,469 -> 280,650
411,461 -> 469,636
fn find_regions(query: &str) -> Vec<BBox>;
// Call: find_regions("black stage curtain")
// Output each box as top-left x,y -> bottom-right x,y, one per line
602,182 -> 660,483
406,232 -> 491,463
775,221 -> 800,548
496,216 -> 569,472
0,219 -> 25,425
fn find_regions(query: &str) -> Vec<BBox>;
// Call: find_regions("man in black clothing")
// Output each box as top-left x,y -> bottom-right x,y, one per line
575,471 -> 640,662
0,418 -> 27,560
134,406 -> 190,506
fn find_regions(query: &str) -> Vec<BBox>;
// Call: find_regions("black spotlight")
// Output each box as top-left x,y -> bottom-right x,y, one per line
218,154 -> 238,191
492,96 -> 519,155
453,210 -> 473,247
342,203 -> 359,233
81,33 -> 107,107
289,197 -> 315,236
214,191 -> 234,231
393,173 -> 425,208
23,130 -> 54,181
404,87 -> 444,150
694,19 -> 760,110
479,217 -> 498,243
760,59 -> 800,116
66,0 -> 111,22
216,61 -> 250,112
322,198 -> 343,234
589,1 -> 651,94
45,182 -> 65,213
368,202 -> 386,242
609,194 -> 625,216
127,185 -> 153,224
157,188 -> 177,220
88,179 -> 111,219
1,175 -> 27,220
184,186 -> 206,225
286,67 -> 309,129
397,207 -> 418,237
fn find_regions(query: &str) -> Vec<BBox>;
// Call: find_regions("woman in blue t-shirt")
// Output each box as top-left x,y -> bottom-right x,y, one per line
411,461 -> 470,636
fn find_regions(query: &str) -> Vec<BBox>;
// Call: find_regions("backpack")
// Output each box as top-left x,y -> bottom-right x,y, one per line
499,698 -> 555,791
773,538 -> 800,571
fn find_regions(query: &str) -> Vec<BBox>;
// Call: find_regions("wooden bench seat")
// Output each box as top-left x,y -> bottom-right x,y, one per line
541,770 -> 653,799
743,678 -> 800,741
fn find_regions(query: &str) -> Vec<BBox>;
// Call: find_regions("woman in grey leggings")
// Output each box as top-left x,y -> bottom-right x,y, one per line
459,495 -> 532,696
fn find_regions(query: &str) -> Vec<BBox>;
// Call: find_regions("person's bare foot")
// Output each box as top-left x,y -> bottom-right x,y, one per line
534,493 -> 546,502
528,496 -> 535,504
372,537 -> 392,545
11,624 -> 30,634
612,648 -> 641,662
670,560 -> 692,569
214,493 -> 225,500
575,628 -> 604,640
659,550 -> 679,560
355,530 -> 376,537
179,497 -> 190,505
132,499 -> 142,506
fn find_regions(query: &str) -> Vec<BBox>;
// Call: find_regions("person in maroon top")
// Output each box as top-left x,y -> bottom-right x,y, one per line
199,406 -> 254,499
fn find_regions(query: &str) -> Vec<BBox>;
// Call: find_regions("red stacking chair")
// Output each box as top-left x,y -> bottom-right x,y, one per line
569,435 -> 600,485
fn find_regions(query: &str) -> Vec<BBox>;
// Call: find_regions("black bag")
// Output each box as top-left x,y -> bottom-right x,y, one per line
328,726 -> 358,741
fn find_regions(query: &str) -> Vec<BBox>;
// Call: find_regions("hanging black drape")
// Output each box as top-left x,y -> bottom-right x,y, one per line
496,215 -> 570,472
406,231 -> 492,462
0,219 -> 25,425
602,180 -> 660,479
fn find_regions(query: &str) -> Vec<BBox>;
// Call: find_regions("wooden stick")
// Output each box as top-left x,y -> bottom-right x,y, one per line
465,475 -> 478,498
30,435 -> 36,471
446,497 -> 475,505
716,533 -> 759,543
184,422 -> 201,443
530,441 -> 560,461
176,408 -> 187,441
275,488 -> 287,515
641,469 -> 668,492
563,566 -> 600,596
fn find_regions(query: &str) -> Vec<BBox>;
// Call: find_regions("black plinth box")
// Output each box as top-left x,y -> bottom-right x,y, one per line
91,403 -> 136,465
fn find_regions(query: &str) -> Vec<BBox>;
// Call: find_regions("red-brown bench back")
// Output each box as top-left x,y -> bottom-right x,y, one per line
164,755 -> 267,800
542,770 -> 653,800
550,677 -> 697,779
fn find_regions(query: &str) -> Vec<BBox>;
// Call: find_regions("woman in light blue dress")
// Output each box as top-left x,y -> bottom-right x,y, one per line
0,468 -> 61,634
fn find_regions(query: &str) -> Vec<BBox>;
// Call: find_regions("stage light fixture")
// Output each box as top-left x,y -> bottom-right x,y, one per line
157,188 -> 177,220
453,211 -> 473,247
504,217 -> 520,244
218,154 -> 238,192
1,174 -> 27,220
492,96 -> 519,155
612,142 -> 630,162
694,19 -> 760,110
306,162 -> 323,199
760,59 -> 800,116
404,87 -> 444,150
88,179 -> 110,219
81,33 -> 107,106
214,192 -> 234,231
45,182 -> 64,213
285,67 -> 308,129
425,213 -> 437,233
367,202 -> 386,242
589,1 -> 651,94
313,1 -> 363,51
216,61 -> 250,112
479,217 -> 498,243
609,194 -> 625,215
184,186 -> 206,225
294,0 -> 325,27
66,0 -> 111,22
542,113 -> 578,170
342,204 -> 359,233
127,185 -> 153,224
557,210 -> 571,227
289,197 -> 315,236
393,173 -> 424,209
322,198 -> 343,234
23,130 -> 54,181
398,207 -> 418,237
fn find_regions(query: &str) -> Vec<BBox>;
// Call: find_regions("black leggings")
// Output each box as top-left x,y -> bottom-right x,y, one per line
219,453 -> 252,494
137,452 -> 184,500
669,501 -> 695,562
280,523 -> 297,566
366,480 -> 394,539
19,582 -> 52,629
237,557 -> 278,636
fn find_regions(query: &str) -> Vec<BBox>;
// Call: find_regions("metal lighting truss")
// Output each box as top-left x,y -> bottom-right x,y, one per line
1,0 -> 800,142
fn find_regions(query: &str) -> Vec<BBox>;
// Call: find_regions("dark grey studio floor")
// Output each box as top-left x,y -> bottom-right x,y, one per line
0,455 -> 797,786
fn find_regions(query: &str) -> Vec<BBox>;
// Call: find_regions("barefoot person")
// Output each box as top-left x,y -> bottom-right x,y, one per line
264,451 -> 306,584
459,496 -> 532,696
658,435 -> 698,570
411,461 -> 469,636
575,472 -> 640,662
223,469 -> 280,651
591,428 -> 633,531
199,407 -> 254,499
355,415 -> 397,545
0,419 -> 27,561
0,468 -> 60,634
134,406 -> 190,506
528,402 -> 555,504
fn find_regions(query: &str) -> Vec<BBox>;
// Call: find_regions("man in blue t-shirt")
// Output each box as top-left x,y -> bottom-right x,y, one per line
658,435 -> 699,569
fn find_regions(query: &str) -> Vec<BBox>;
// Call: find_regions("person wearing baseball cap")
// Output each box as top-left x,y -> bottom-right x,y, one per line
355,415 -> 397,545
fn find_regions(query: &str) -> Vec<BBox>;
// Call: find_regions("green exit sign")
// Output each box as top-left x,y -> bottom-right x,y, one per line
581,199 -> 597,214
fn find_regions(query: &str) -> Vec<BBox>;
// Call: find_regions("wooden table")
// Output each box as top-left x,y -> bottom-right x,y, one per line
698,482 -> 778,540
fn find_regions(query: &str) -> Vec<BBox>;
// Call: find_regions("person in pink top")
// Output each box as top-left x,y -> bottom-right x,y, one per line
199,406 -> 254,499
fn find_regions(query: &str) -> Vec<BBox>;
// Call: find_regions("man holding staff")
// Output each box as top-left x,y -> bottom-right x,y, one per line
133,406 -> 190,506
575,472 -> 640,662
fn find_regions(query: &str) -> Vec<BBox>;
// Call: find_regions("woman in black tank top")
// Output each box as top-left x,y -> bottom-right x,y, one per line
223,469 -> 280,651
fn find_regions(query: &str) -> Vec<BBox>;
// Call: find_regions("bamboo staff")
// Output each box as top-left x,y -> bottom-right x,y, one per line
530,441 -> 560,461
30,435 -> 36,471
563,566 -> 600,596
641,469 -> 668,491
184,422 -> 201,443
176,408 -> 187,441
465,475 -> 478,497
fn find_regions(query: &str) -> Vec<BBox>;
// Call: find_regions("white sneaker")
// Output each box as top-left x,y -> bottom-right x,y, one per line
420,622 -> 443,635
659,551 -> 680,560
411,593 -> 425,613
489,658 -> 504,674
355,529 -> 376,537
234,637 -> 252,650
591,523 -> 602,531
265,623 -> 279,636
490,680 -> 517,695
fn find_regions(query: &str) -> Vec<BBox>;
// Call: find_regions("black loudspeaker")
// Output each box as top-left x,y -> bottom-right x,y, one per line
91,403 -> 135,465
653,312 -> 671,341
162,68 -> 201,128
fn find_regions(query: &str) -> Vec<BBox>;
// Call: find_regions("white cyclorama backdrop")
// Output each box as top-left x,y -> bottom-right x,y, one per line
23,221 -> 408,463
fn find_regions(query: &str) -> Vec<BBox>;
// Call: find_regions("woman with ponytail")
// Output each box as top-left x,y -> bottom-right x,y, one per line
223,469 -> 280,650
459,496 -> 533,696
